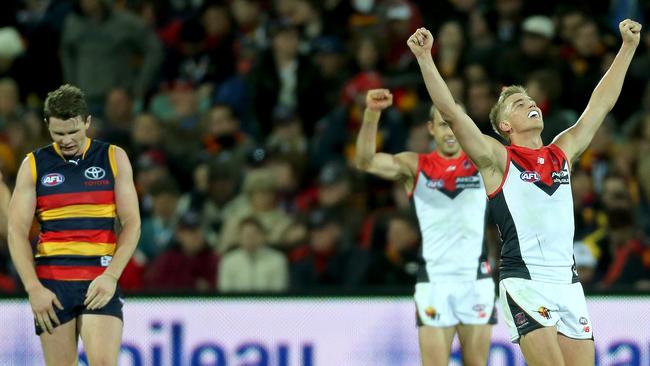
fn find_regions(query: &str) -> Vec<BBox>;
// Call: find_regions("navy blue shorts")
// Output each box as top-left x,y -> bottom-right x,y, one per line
35,279 -> 123,335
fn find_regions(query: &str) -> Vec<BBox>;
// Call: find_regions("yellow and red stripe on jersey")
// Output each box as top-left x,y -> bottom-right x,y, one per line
36,265 -> 106,281
37,190 -> 115,211
37,203 -> 116,221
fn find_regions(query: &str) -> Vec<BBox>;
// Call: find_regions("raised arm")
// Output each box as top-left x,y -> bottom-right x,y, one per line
84,147 -> 141,310
554,19 -> 642,162
354,89 -> 417,182
407,28 -> 505,171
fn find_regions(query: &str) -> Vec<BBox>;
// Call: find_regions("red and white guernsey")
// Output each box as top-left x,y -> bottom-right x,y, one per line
488,144 -> 578,284
411,151 -> 490,282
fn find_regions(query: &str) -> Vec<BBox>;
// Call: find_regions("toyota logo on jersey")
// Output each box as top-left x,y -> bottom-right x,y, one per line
84,166 -> 106,180
520,170 -> 541,183
41,173 -> 65,187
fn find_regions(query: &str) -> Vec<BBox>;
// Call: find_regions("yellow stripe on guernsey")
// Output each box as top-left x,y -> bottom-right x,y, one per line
37,204 -> 116,221
108,145 -> 118,178
36,242 -> 116,257
27,152 -> 37,184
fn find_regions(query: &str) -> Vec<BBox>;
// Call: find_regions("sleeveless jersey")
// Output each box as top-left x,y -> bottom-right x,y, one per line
488,144 -> 578,284
411,151 -> 490,282
29,139 -> 118,281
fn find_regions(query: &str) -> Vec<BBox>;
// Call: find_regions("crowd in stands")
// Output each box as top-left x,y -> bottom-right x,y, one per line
0,0 -> 648,294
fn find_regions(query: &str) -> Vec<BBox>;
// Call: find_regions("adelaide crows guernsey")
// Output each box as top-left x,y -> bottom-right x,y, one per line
29,139 -> 118,281
488,144 -> 577,284
411,151 -> 490,282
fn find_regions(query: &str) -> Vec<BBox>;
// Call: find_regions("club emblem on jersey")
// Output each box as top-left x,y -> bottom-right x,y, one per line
426,179 -> 444,189
425,307 -> 440,320
463,160 -> 472,170
473,304 -> 487,318
538,307 -> 552,319
520,170 -> 541,183
551,169 -> 570,184
84,166 -> 106,180
514,312 -> 528,327
41,173 -> 65,187
579,317 -> 588,325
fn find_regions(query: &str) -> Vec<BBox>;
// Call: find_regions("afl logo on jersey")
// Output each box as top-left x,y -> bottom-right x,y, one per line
84,167 -> 106,180
41,173 -> 65,187
426,179 -> 444,189
520,171 -> 541,183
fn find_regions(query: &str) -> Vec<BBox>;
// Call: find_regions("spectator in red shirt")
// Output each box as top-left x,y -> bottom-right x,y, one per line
144,211 -> 219,292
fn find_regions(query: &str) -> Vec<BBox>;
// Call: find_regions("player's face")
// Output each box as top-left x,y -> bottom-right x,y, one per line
47,116 -> 90,157
502,92 -> 544,135
429,118 -> 461,157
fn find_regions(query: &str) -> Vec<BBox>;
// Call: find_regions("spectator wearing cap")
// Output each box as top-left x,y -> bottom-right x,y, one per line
312,36 -> 349,112
219,217 -> 289,292
177,157 -> 243,248
289,208 -> 362,289
138,178 -> 182,260
219,168 -> 292,252
313,161 -> 364,244
266,105 -> 308,169
311,71 -> 406,171
495,15 -> 562,85
145,211 -> 220,292
201,103 -> 254,168
134,150 -> 171,217
250,19 -> 325,136
61,0 -> 163,111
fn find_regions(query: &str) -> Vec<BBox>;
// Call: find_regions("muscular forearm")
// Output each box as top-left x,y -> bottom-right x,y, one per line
8,232 -> 41,291
589,44 -> 636,111
104,222 -> 140,278
415,54 -> 460,120
355,109 -> 381,170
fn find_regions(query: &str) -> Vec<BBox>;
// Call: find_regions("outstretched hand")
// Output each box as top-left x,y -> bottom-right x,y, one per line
366,89 -> 393,112
619,19 -> 642,48
407,27 -> 434,58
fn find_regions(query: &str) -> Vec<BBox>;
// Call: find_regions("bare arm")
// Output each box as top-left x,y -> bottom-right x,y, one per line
0,173 -> 11,239
408,28 -> 505,171
554,19 -> 642,162
9,157 -> 63,334
85,147 -> 141,310
354,89 -> 417,181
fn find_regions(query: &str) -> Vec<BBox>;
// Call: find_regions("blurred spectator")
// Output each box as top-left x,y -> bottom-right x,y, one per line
201,103 -> 254,167
131,113 -> 167,156
361,213 -> 420,285
574,241 -> 597,285
0,78 -> 24,129
525,69 -> 576,144
134,150 -> 171,215
97,87 -> 136,152
230,0 -> 267,49
290,208 -> 362,289
61,0 -> 163,111
433,20 -> 465,79
138,178 -> 181,260
0,27 -> 28,94
145,211 -> 219,292
219,217 -> 289,292
493,0 -> 524,44
496,15 -> 563,85
266,106 -> 308,167
251,20 -> 325,135
466,81 -> 497,135
219,168 -> 292,252
311,36 -> 349,111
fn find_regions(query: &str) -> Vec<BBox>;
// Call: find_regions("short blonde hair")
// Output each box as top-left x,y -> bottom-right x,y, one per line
489,85 -> 527,140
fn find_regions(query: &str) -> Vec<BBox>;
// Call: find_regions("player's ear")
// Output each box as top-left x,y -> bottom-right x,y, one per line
499,120 -> 511,134
427,120 -> 435,135
85,115 -> 92,129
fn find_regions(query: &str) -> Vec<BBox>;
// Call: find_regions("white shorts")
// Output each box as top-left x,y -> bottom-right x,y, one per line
499,278 -> 593,343
414,278 -> 497,327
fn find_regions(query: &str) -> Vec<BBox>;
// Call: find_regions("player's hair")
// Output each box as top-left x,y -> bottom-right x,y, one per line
489,85 -> 527,141
428,105 -> 443,123
43,84 -> 89,123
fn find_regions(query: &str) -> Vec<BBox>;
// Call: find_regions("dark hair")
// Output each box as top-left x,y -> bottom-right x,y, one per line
238,216 -> 267,234
43,84 -> 89,123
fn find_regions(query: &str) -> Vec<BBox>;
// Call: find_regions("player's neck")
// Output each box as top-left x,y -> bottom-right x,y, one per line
510,132 -> 543,150
435,148 -> 462,160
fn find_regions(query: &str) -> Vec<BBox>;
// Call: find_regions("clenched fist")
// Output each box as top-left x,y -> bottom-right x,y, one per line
407,27 -> 434,58
366,89 -> 393,112
619,19 -> 642,48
